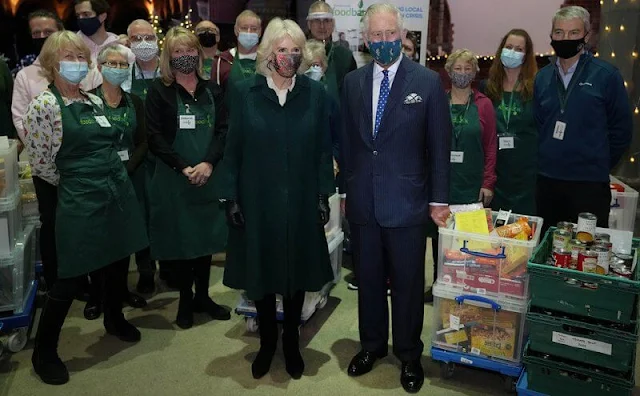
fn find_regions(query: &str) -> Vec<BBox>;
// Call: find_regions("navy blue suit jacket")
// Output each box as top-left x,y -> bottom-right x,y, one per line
340,56 -> 451,228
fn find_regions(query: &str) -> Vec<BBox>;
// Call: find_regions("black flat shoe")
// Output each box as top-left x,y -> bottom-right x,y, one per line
127,292 -> 147,308
136,274 -> 155,294
32,350 -> 69,385
193,297 -> 231,320
176,298 -> 194,329
400,360 -> 424,393
252,346 -> 276,379
83,301 -> 101,320
105,319 -> 141,343
347,350 -> 386,377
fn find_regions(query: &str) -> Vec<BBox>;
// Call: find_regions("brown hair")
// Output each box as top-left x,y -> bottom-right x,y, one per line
486,29 -> 537,102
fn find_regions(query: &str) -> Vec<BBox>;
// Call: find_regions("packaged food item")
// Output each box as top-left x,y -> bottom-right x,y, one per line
578,250 -> 598,273
594,247 -> 610,275
556,221 -> 574,234
552,248 -> 571,268
568,239 -> 586,266
552,229 -> 571,250
492,217 -> 532,239
484,208 -> 494,232
576,212 -> 597,242
594,233 -> 610,242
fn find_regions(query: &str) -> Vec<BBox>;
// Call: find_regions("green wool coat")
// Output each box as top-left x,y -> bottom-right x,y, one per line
214,74 -> 335,300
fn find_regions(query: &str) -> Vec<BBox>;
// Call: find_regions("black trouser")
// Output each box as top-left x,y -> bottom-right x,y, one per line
171,255 -> 212,295
536,175 -> 611,236
352,222 -> 426,362
32,176 -> 58,288
135,247 -> 155,276
431,235 -> 439,283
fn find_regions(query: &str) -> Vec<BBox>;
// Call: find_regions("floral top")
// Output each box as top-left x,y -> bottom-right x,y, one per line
23,90 -> 103,186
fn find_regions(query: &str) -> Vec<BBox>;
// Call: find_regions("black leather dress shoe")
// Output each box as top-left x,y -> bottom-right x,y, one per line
347,350 -> 386,377
127,292 -> 147,308
83,300 -> 101,320
400,360 -> 424,393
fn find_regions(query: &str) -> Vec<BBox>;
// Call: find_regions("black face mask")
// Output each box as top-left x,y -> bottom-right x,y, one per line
551,36 -> 586,59
33,37 -> 47,55
198,32 -> 217,48
77,16 -> 102,36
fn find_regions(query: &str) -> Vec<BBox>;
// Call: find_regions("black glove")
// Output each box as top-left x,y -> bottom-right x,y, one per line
318,194 -> 330,225
225,200 -> 245,228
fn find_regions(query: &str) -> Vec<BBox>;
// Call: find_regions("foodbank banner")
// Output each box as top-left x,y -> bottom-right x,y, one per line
326,0 -> 429,66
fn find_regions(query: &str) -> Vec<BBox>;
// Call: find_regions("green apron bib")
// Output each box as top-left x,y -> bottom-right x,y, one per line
51,85 -> 147,278
491,90 -> 537,215
449,96 -> 484,205
323,43 -> 341,105
226,52 -> 256,102
130,63 -> 158,101
203,58 -> 213,80
148,88 -> 227,260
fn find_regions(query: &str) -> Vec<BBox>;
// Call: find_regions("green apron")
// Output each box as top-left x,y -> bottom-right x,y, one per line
491,89 -> 537,215
130,63 -> 159,101
322,43 -> 341,104
51,85 -> 148,278
203,58 -> 213,80
449,95 -> 484,205
226,51 -> 256,102
148,88 -> 227,260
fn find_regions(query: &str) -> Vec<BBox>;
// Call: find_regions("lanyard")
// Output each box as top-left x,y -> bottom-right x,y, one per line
500,80 -> 520,133
133,62 -> 159,88
449,92 -> 472,148
555,58 -> 586,115
97,87 -> 133,143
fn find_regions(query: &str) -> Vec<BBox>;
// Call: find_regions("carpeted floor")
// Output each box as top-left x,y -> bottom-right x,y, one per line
1,247 -> 639,396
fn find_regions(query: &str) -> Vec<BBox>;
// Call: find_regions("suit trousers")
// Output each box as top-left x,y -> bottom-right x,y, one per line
351,222 -> 426,362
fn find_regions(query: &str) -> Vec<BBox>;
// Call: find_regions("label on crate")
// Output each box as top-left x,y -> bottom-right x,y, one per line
470,347 -> 481,355
552,331 -> 612,355
460,357 -> 474,365
449,314 -> 461,330
444,329 -> 468,344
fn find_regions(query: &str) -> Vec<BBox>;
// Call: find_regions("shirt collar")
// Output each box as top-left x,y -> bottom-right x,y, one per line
266,74 -> 296,92
373,55 -> 402,78
555,50 -> 585,75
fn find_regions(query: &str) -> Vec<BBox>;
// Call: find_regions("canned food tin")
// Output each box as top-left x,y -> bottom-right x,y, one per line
594,233 -> 611,242
615,253 -> 634,269
578,250 -> 598,273
553,248 -> 572,268
611,266 -> 633,279
594,247 -> 610,275
595,241 -> 613,252
553,229 -> 572,250
576,212 -> 597,242
557,221 -> 574,234
569,239 -> 586,264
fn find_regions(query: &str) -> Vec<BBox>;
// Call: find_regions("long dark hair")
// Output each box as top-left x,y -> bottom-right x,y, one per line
486,28 -> 537,102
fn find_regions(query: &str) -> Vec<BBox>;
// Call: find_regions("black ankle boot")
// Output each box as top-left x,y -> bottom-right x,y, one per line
192,262 -> 230,320
104,278 -> 140,343
32,295 -> 73,385
252,294 -> 277,379
283,291 -> 305,379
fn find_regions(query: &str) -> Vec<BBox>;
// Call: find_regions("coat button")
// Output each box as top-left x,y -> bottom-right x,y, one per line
373,150 -> 378,156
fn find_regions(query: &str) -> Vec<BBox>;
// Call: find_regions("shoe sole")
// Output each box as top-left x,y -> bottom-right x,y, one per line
33,368 -> 69,385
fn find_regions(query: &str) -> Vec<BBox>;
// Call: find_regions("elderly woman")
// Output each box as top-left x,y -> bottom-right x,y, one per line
215,18 -> 334,380
425,49 -> 497,303
24,31 -> 148,385
145,27 -> 230,330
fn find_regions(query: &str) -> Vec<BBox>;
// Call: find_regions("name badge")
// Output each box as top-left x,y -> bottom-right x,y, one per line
95,115 -> 111,128
450,151 -> 464,164
179,115 -> 196,130
553,121 -> 566,140
117,150 -> 130,161
499,136 -> 515,150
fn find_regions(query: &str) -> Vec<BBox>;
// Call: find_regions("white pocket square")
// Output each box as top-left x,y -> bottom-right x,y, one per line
404,93 -> 422,104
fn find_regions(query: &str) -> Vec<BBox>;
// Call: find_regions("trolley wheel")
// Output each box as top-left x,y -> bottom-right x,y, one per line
439,362 -> 455,379
246,317 -> 259,332
503,375 -> 517,393
317,295 -> 328,309
7,328 -> 28,353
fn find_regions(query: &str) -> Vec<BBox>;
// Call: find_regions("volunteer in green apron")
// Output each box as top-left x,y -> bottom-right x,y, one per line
195,20 -> 220,79
425,49 -> 497,303
145,27 -> 230,330
24,31 -> 148,385
482,29 -> 538,215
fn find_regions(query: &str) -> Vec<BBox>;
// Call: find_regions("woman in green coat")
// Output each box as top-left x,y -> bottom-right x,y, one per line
145,27 -> 230,330
24,31 -> 148,385
215,18 -> 334,380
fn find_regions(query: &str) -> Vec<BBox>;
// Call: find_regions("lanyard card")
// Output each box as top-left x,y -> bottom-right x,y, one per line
117,150 -> 130,161
179,115 -> 196,130
450,151 -> 464,164
95,115 -> 111,128
553,121 -> 566,140
499,136 -> 515,150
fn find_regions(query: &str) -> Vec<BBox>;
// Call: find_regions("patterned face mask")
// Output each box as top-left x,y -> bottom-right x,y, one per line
449,71 -> 476,89
131,40 -> 159,62
271,53 -> 302,78
170,54 -> 199,74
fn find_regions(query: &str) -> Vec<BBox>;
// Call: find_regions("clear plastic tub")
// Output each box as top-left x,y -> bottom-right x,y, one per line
0,140 -> 19,201
0,190 -> 22,258
0,224 -> 36,314
324,193 -> 341,240
437,211 -> 543,301
19,178 -> 38,218
610,175 -> 638,232
432,282 -> 527,363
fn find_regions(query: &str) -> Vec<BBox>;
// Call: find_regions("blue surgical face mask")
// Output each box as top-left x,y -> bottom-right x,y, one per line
101,66 -> 129,87
500,48 -> 525,69
368,39 -> 402,66
58,61 -> 89,84
304,65 -> 323,81
237,32 -> 259,49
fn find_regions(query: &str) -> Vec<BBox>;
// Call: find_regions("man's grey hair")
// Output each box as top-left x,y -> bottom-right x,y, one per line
362,3 -> 404,35
127,19 -> 153,36
553,6 -> 591,33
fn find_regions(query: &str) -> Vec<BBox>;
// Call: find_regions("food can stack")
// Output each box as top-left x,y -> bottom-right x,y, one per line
523,224 -> 639,396
18,161 -> 39,227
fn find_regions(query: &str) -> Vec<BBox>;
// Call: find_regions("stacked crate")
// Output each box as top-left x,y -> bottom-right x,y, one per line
523,228 -> 638,396
18,161 -> 39,228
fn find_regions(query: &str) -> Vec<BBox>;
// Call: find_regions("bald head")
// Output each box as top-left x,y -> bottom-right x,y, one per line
127,19 -> 155,39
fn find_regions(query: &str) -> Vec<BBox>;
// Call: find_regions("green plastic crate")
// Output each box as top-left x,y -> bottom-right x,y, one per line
528,228 -> 640,324
527,306 -> 637,372
523,344 -> 634,396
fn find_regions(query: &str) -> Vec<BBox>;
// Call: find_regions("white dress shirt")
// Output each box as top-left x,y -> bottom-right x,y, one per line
372,55 -> 402,131
266,74 -> 296,106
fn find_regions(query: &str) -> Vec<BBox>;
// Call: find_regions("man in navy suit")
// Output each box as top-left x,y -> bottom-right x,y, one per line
340,4 -> 451,393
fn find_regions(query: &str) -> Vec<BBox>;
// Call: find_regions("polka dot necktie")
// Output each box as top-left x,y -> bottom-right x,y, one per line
374,70 -> 390,139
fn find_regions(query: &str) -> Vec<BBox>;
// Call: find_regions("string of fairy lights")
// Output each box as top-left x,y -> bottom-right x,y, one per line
149,8 -> 195,47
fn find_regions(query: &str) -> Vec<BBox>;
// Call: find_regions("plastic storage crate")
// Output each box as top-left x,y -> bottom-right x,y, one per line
0,141 -> 19,202
527,305 -> 637,372
610,175 -> 638,232
437,212 -> 543,301
516,371 -> 548,396
0,224 -> 36,314
0,189 -> 22,258
432,282 -> 527,363
523,343 -> 634,396
324,193 -> 341,241
528,228 -> 640,324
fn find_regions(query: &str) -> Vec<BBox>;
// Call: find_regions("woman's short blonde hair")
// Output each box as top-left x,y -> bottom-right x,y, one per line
301,39 -> 327,71
39,31 -> 92,83
159,27 -> 205,86
256,18 -> 307,76
445,49 -> 479,73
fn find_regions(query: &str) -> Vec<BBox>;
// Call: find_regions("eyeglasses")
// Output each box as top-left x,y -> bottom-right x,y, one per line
102,61 -> 129,69
130,34 -> 156,42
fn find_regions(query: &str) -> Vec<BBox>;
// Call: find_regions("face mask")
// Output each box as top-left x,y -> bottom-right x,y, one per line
58,61 -> 89,84
131,40 -> 158,62
77,16 -> 102,36
33,37 -> 47,55
551,37 -> 586,59
170,54 -> 199,74
449,71 -> 475,89
368,39 -> 402,66
238,32 -> 259,49
271,53 -> 302,78
101,66 -> 129,86
500,48 -> 525,69
304,65 -> 323,81
198,32 -> 217,48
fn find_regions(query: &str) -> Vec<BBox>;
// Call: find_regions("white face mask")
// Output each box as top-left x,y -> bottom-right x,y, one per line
304,65 -> 323,81
131,40 -> 159,62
